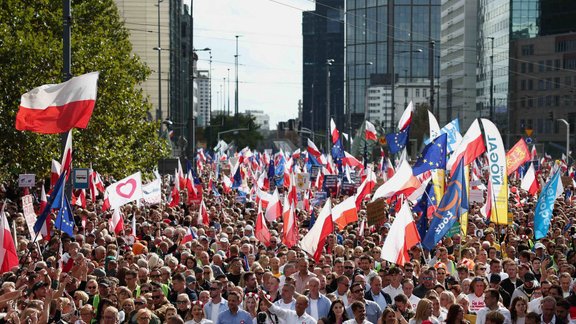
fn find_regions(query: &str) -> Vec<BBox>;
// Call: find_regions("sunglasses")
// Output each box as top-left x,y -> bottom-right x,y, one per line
345,266 -> 354,269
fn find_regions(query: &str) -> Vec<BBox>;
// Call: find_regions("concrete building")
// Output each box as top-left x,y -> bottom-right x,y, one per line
244,110 -> 271,131
196,70 -> 211,127
439,0 -> 478,130
509,32 -> 576,155
115,0 -> 171,121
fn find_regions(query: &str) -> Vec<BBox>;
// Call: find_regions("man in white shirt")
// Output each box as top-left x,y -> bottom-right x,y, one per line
476,289 -> 511,324
273,283 -> 296,310
382,267 -> 404,301
260,290 -> 316,324
402,279 -> 420,310
203,281 -> 228,322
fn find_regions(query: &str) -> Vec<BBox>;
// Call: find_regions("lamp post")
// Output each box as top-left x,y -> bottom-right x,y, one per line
326,59 -> 334,151
155,0 -> 164,123
429,40 -> 436,117
391,49 -> 422,132
558,118 -> 570,166
217,128 -> 249,142
488,37 -> 495,120
234,35 -> 241,127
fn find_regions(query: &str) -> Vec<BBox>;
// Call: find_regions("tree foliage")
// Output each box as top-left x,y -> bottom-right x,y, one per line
0,0 -> 170,183
203,114 -> 264,150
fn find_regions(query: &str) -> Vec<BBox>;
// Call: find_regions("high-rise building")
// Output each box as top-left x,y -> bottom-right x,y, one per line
196,70 -> 211,127
346,0 -> 441,134
302,0 -> 345,149
115,0 -> 171,122
439,0 -> 477,130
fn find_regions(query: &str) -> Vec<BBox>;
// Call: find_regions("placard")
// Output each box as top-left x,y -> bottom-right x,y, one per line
366,198 -> 387,226
469,189 -> 484,203
22,195 -> 41,240
312,192 -> 328,206
296,173 -> 310,191
18,174 -> 35,188
323,175 -> 339,197
235,195 -> 247,204
73,168 -> 90,189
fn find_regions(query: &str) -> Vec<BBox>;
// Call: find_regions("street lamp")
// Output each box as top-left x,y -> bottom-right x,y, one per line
326,59 -> 334,151
558,118 -> 570,165
487,37 -> 495,120
391,49 -> 422,131
155,0 -> 164,124
217,128 -> 249,142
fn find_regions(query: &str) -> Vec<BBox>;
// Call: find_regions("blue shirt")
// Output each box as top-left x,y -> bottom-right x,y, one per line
216,308 -> 253,324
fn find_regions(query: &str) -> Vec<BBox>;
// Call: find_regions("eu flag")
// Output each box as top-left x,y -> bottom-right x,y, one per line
422,159 -> 466,250
34,171 -> 67,234
331,138 -> 345,160
54,194 -> 75,236
412,133 -> 447,176
385,126 -> 410,154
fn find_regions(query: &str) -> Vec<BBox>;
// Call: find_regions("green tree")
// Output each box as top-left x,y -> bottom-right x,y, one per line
204,114 -> 264,150
0,0 -> 170,183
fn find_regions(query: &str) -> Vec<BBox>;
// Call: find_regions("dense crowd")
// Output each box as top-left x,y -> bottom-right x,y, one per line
0,158 -> 575,324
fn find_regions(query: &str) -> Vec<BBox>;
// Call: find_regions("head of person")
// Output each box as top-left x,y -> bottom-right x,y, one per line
135,308 -> 153,324
471,276 -> 487,296
350,301 -> 367,322
295,295 -> 309,317
227,290 -> 242,313
394,294 -> 409,312
327,299 -> 348,322
445,304 -> 465,324
191,301 -> 205,320
102,306 -> 119,324
485,310 -> 505,324
350,282 -> 365,301
420,270 -> 435,289
381,306 -> 398,324
414,298 -> 433,321
484,288 -> 500,309
540,296 -> 557,321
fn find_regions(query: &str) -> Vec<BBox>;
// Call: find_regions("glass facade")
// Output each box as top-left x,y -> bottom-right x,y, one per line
346,0 -> 440,132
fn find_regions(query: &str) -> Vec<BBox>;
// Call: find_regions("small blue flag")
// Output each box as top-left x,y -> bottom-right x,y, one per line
385,126 -> 410,154
54,194 -> 75,236
34,171 -> 67,234
534,170 -> 563,240
412,133 -> 447,175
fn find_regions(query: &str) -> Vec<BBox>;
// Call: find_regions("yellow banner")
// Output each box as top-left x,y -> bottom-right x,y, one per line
481,119 -> 508,225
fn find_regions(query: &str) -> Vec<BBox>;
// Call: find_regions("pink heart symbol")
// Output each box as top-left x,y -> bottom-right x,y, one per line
116,179 -> 137,198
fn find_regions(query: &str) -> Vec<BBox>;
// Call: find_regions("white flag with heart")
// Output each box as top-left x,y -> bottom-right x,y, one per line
105,172 -> 143,210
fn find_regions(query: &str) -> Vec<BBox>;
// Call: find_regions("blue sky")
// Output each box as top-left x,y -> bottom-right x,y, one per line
194,0 -> 315,129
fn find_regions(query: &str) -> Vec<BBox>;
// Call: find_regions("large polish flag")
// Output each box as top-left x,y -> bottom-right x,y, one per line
521,163 -> 539,196
0,201 -> 19,273
332,195 -> 358,230
300,199 -> 334,262
109,209 -> 124,235
355,168 -> 377,209
447,119 -> 486,176
371,159 -> 421,201
16,72 -> 99,134
343,151 -> 364,169
265,189 -> 282,222
255,202 -> 272,247
380,201 -> 420,266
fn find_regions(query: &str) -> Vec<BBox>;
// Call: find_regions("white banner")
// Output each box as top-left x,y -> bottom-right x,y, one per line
105,172 -> 143,210
142,178 -> 162,205
22,195 -> 41,240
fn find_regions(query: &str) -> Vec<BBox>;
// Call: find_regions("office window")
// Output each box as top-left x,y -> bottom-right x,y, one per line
528,63 -> 534,72
555,77 -> 560,89
521,45 -> 534,56
415,89 -> 420,97
528,80 -> 533,90
538,61 -> 545,72
546,60 -> 553,71
520,80 -> 526,90
521,63 -> 526,73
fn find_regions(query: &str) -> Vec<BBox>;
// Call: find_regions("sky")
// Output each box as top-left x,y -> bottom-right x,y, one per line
194,0 -> 315,130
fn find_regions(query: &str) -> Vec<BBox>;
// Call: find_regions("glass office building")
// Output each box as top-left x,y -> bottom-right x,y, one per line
346,0 -> 441,133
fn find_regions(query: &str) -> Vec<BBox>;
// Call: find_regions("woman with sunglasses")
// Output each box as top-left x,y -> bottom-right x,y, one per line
185,301 -> 213,324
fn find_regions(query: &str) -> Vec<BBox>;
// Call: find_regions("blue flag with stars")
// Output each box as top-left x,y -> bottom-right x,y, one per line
422,159 -> 466,250
385,125 -> 410,154
34,171 -> 66,234
55,194 -> 75,236
412,133 -> 447,176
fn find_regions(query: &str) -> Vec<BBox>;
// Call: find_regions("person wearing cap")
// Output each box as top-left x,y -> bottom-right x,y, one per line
511,272 -> 538,304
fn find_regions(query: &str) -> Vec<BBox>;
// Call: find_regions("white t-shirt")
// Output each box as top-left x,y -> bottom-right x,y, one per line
408,294 -> 421,310
467,293 -> 486,312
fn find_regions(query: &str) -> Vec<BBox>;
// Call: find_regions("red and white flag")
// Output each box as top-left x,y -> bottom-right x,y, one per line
109,209 -> 124,234
343,151 -> 364,170
169,169 -> 180,208
255,202 -> 272,246
380,201 -> 420,266
15,72 -> 99,134
521,163 -> 539,196
0,201 -> 19,273
447,119 -> 486,176
371,159 -> 421,201
60,131 -> 73,176
200,200 -> 209,226
265,189 -> 282,222
104,172 -> 143,210
38,186 -> 51,240
365,121 -> 378,141
330,118 -> 340,144
355,169 -> 377,209
397,101 -> 414,131
531,145 -> 538,160
300,199 -> 333,262
307,139 -> 322,161
51,160 -> 61,190
281,195 -> 298,248
332,195 -> 358,230
480,181 -> 493,219
181,227 -> 195,245
177,159 -> 186,190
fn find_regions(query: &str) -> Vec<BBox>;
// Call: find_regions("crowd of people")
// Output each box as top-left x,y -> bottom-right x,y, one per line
0,156 -> 575,324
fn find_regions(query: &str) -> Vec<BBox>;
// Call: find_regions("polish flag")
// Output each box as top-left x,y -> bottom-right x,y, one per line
89,168 -> 104,202
221,175 -> 232,194
480,181 -> 493,219
365,121 -> 378,141
38,186 -> 50,240
181,227 -> 195,245
397,101 -> 414,131
101,190 -> 110,212
331,118 -> 340,144
60,131 -> 73,176
332,195 -> 358,230
287,173 -> 298,208
186,169 -> 198,200
109,209 -> 124,235
343,151 -> 364,170
385,158 -> 396,180
521,163 -> 539,196
177,159 -> 186,190
257,171 -> 268,191
0,201 -> 19,273
255,202 -> 272,246
371,159 -> 421,201
265,189 -> 282,222
315,168 -> 325,190
447,119 -> 486,176
169,169 -> 180,208
51,160 -> 61,190
292,149 -> 301,160
307,139 -> 322,161
200,200 -> 209,226
303,190 -> 311,213
282,195 -> 298,248
72,189 -> 86,209
15,72 -> 99,134
531,145 -> 538,160
380,201 -> 420,266
300,199 -> 333,262
355,169 -> 377,209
